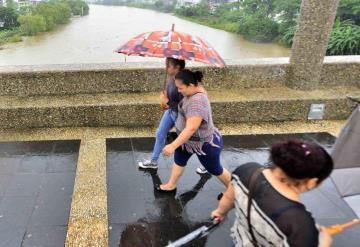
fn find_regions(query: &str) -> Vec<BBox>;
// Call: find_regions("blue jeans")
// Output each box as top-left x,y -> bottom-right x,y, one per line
151,109 -> 177,161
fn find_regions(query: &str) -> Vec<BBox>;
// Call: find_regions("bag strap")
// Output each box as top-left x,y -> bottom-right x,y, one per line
247,167 -> 264,247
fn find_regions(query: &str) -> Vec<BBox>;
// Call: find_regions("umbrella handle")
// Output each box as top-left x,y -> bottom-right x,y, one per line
166,221 -> 220,247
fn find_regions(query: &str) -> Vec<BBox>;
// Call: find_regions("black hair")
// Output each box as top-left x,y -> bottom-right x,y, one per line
174,69 -> 203,86
167,58 -> 186,70
270,139 -> 333,183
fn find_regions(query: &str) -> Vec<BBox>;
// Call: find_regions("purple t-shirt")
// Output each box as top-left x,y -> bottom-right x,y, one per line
166,78 -> 183,112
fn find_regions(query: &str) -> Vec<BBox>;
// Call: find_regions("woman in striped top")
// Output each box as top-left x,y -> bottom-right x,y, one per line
157,69 -> 231,193
211,139 -> 334,247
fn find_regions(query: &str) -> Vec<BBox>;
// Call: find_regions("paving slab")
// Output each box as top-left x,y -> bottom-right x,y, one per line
107,133 -> 358,247
0,140 -> 79,247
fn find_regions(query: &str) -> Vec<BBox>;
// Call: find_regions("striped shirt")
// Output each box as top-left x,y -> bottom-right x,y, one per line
175,91 -> 220,154
231,163 -> 319,247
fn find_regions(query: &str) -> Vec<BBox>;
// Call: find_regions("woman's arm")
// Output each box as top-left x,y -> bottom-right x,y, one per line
211,183 -> 235,222
162,116 -> 202,156
318,227 -> 333,247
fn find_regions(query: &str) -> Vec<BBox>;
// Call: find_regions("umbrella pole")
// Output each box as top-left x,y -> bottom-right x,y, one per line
166,221 -> 219,247
164,58 -> 168,92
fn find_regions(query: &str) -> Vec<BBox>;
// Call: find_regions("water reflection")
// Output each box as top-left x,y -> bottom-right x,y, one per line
119,170 -> 212,247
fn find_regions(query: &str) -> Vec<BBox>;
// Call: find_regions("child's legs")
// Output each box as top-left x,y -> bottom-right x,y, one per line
151,109 -> 176,161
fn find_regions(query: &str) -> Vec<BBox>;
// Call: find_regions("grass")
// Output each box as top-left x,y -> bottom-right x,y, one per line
0,28 -> 22,46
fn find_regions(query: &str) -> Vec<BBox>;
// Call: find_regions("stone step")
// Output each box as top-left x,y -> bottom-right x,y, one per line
1,57 -> 358,96
0,87 -> 358,129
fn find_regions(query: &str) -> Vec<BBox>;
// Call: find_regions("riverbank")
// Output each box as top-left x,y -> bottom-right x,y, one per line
174,14 -> 239,36
95,2 -> 283,45
0,28 -> 22,47
0,0 -> 89,48
94,1 -> 359,55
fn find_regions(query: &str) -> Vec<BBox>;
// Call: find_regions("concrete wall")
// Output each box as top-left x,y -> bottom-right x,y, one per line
0,56 -> 359,96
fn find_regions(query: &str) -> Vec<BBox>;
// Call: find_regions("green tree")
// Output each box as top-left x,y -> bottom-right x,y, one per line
18,14 -> 46,35
240,0 -> 276,17
237,12 -> 279,42
32,1 -> 72,30
273,0 -> 301,34
64,0 -> 89,16
0,6 -> 19,29
337,0 -> 360,25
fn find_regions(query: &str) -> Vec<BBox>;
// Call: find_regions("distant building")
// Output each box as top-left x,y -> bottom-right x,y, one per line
13,0 -> 41,8
176,0 -> 201,7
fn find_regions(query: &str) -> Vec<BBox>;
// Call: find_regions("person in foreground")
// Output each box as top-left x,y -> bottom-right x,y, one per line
158,69 -> 231,192
211,139 -> 334,247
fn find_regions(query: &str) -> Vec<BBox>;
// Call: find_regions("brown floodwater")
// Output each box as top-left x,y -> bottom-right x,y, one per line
0,4 -> 290,66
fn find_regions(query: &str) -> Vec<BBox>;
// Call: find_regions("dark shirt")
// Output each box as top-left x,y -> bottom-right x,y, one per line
166,77 -> 183,112
231,163 -> 319,247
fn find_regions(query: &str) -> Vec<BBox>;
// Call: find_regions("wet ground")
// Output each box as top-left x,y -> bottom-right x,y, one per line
0,140 -> 80,247
107,133 -> 360,247
1,133 -> 359,246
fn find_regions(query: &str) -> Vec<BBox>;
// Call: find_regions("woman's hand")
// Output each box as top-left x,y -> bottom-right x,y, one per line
211,209 -> 226,223
319,226 -> 333,247
160,91 -> 169,104
163,144 -> 176,156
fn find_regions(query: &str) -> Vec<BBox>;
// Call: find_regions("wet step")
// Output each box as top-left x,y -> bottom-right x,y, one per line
0,87 -> 358,129
106,133 -> 349,247
0,140 -> 80,247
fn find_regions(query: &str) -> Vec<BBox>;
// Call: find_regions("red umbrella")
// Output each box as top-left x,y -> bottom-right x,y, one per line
116,24 -> 226,68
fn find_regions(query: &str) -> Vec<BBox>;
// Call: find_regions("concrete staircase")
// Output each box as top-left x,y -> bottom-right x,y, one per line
0,59 -> 359,129
0,87 -> 358,129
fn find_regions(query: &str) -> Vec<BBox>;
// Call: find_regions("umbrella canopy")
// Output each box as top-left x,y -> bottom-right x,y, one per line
116,24 -> 226,68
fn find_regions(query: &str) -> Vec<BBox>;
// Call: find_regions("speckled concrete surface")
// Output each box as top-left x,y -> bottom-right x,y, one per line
65,138 -> 108,247
0,87 -> 358,128
0,56 -> 359,96
0,120 -> 345,143
289,0 -> 340,90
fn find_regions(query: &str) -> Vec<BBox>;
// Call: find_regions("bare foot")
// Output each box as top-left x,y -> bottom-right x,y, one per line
159,183 -> 176,191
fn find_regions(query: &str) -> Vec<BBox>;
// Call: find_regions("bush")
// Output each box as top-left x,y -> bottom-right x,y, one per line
327,20 -> 360,55
279,25 -> 296,46
18,15 -> 46,35
0,5 -> 19,30
32,2 -> 71,30
66,0 -> 90,16
8,34 -> 22,42
237,14 -> 279,42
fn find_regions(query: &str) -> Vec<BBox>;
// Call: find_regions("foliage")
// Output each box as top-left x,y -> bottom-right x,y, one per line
337,0 -> 360,25
279,24 -> 297,46
64,0 -> 90,16
18,14 -> 46,35
237,13 -> 279,42
0,1 -> 19,30
0,27 -> 20,45
273,0 -> 301,34
327,19 -> 360,55
31,2 -> 71,30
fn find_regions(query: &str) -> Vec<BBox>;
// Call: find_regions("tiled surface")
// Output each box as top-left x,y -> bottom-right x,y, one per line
0,140 -> 80,247
107,133 -> 359,247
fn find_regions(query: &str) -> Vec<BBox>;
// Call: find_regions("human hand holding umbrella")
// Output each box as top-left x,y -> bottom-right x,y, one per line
324,218 -> 360,235
115,24 -> 225,109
